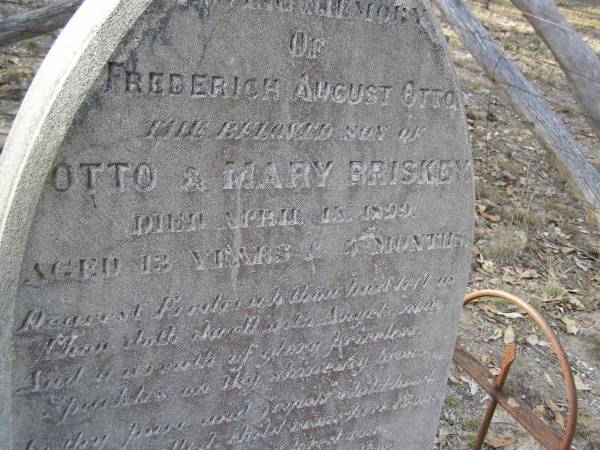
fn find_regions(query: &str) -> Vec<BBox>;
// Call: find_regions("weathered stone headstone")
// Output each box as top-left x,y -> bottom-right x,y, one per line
0,0 -> 474,448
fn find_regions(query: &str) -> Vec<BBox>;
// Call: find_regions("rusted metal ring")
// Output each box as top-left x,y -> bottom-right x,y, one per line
463,289 -> 577,450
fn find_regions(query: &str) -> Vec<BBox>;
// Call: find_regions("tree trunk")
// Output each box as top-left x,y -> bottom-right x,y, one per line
510,0 -> 600,138
0,0 -> 83,47
433,0 -> 600,211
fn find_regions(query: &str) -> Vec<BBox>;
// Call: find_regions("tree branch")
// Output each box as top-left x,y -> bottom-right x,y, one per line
0,0 -> 83,46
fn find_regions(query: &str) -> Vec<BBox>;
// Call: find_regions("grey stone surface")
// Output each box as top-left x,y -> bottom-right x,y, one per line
0,0 -> 474,448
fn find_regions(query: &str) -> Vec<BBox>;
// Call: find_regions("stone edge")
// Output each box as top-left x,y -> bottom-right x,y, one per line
401,0 -> 476,445
0,0 -> 475,445
0,0 -> 152,444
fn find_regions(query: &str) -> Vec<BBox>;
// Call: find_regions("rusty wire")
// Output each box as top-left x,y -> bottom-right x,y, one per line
454,289 -> 577,450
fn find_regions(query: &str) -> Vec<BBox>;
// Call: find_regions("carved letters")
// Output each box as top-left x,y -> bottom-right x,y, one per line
10,1 -> 472,448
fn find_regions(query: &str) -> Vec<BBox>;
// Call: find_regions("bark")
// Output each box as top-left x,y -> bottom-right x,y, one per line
510,0 -> 600,138
0,0 -> 83,46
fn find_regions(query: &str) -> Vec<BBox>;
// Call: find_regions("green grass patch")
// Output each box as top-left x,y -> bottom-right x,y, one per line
446,394 -> 462,408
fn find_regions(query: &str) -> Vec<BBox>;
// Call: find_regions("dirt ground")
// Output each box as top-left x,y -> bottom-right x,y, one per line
435,1 -> 600,448
0,1 -> 599,449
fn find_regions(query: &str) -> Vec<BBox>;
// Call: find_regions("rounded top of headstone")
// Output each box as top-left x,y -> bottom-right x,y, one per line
0,1 -> 472,448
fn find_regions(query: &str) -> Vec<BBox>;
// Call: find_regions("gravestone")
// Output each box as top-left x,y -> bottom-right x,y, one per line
0,0 -> 474,448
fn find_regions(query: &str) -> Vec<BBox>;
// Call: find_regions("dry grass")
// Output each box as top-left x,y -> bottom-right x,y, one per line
483,225 -> 528,264
541,262 -> 568,301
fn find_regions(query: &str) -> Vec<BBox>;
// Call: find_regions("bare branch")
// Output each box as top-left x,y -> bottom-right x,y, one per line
0,0 -> 82,46
433,0 -> 600,211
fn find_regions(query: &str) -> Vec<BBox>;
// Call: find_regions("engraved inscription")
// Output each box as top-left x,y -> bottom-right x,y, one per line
52,162 -> 156,193
216,121 -> 333,141
348,159 -> 472,186
132,212 -> 204,236
222,161 -> 334,189
145,119 -> 209,139
106,64 -> 281,101
295,73 -> 392,106
290,30 -> 326,58
8,1 -> 473,449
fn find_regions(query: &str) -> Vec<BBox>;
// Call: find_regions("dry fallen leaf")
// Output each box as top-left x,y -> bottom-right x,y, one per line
481,303 -> 525,320
488,436 -> 517,448
480,304 -> 500,319
544,399 -> 565,428
516,267 -> 539,279
459,375 -> 479,395
501,273 -> 517,284
486,328 -> 503,342
0,83 -> 12,95
573,256 -> 590,272
503,325 -> 515,345
545,399 -> 560,413
468,378 -> 479,395
561,317 -> 579,335
448,374 -> 460,384
482,260 -> 496,274
497,311 -> 525,319
481,353 -> 493,365
566,295 -> 585,311
437,426 -> 450,445
537,340 -> 551,348
574,374 -> 591,391
544,372 -> 556,388
526,334 -> 539,346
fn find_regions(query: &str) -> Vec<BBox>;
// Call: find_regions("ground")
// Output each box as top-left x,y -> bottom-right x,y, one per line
435,1 -> 600,449
0,1 -> 599,449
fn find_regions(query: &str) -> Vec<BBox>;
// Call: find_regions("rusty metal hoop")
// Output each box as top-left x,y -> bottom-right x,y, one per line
455,289 -> 577,450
